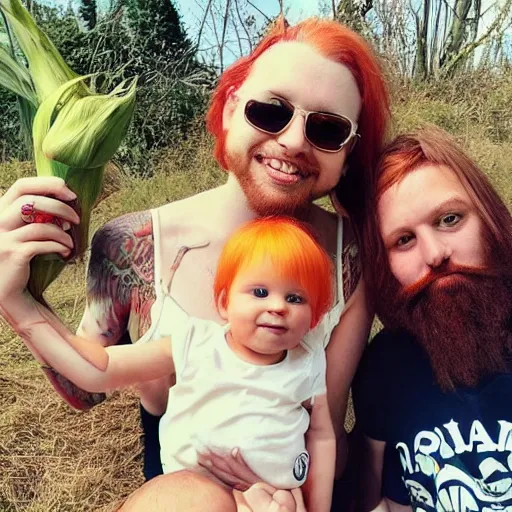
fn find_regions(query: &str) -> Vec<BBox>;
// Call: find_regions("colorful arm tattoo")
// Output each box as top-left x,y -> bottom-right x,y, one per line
85,210 -> 157,344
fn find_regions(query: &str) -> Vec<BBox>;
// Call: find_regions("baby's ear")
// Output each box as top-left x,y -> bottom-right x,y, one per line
217,290 -> 229,320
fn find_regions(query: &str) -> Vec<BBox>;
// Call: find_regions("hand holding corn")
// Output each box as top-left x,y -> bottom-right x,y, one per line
0,0 -> 137,303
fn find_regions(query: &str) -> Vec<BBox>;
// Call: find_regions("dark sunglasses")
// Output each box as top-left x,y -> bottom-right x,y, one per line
243,97 -> 358,152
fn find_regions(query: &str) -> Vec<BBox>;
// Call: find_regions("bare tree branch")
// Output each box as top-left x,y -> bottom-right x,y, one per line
470,0 -> 482,43
234,0 -> 253,52
220,0 -> 232,72
247,0 -> 272,22
209,1 -> 222,69
441,0 -> 512,75
229,4 -> 243,56
413,0 -> 431,79
429,0 -> 442,74
197,0 -> 215,50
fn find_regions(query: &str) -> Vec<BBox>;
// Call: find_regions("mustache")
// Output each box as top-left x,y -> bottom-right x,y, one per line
400,262 -> 497,301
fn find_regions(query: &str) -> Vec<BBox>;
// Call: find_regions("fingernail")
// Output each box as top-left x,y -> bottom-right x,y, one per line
62,221 -> 71,231
205,460 -> 212,467
65,190 -> 77,200
232,448 -> 239,457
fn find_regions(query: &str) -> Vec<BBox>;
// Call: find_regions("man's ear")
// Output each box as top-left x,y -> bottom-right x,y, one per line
222,86 -> 238,131
217,289 -> 229,321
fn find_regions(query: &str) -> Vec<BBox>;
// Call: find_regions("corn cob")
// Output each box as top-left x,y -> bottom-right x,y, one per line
0,0 -> 137,303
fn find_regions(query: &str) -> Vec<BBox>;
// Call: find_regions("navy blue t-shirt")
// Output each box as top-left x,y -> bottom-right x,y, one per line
353,329 -> 512,511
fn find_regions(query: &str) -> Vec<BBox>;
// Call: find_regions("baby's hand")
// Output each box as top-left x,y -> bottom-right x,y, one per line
197,447 -> 260,490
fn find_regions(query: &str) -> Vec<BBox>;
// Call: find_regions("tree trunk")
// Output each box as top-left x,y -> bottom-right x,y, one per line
439,0 -> 472,71
414,0 -> 430,80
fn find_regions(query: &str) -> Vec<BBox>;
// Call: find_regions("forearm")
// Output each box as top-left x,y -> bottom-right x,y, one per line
303,435 -> 336,512
2,293 -> 116,392
335,420 -> 348,477
326,281 -> 373,476
358,436 -> 386,511
303,394 -> 336,512
2,293 -> 173,392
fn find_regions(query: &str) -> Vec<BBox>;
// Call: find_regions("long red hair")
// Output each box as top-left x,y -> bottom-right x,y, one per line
363,125 -> 512,326
214,217 -> 333,328
206,18 -> 390,221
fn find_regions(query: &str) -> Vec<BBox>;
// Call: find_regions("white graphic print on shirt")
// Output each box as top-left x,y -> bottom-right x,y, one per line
397,419 -> 512,511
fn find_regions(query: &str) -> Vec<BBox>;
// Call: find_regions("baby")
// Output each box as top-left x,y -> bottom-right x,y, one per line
15,217 -> 336,511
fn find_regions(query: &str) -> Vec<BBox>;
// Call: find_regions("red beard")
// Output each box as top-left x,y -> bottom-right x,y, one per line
392,262 -> 512,391
225,148 -> 318,218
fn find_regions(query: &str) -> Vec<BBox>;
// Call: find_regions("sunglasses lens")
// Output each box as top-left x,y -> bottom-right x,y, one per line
306,113 -> 353,151
245,99 -> 294,133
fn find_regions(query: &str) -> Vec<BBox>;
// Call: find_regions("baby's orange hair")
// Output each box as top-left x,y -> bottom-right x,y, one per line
214,217 -> 333,329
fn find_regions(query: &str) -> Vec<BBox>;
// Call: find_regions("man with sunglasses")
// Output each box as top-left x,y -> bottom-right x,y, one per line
0,17 -> 389,510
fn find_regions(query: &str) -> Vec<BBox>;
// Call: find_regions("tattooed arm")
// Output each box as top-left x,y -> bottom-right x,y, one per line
78,210 -> 157,346
79,209 -> 176,415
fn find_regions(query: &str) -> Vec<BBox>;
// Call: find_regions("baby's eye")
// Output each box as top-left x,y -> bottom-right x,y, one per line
253,288 -> 268,298
439,213 -> 461,227
286,294 -> 304,304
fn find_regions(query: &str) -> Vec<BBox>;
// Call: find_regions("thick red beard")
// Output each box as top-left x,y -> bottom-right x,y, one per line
225,148 -> 317,217
392,262 -> 512,391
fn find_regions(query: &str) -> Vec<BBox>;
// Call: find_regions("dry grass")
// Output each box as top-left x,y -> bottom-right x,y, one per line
0,74 -> 511,510
1,327 -> 140,509
0,258 -> 143,512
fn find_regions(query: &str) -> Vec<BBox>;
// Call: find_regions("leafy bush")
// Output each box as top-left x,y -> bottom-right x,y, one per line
0,0 -> 216,174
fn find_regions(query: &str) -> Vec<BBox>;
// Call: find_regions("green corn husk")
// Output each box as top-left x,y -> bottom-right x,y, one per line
0,43 -> 37,104
0,0 -> 137,304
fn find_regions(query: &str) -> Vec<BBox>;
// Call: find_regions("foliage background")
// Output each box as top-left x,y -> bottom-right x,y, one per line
0,0 -> 512,509
0,0 -> 216,173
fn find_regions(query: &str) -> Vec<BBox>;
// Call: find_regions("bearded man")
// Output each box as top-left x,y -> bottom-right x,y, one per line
0,17 -> 389,510
353,125 -> 512,512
